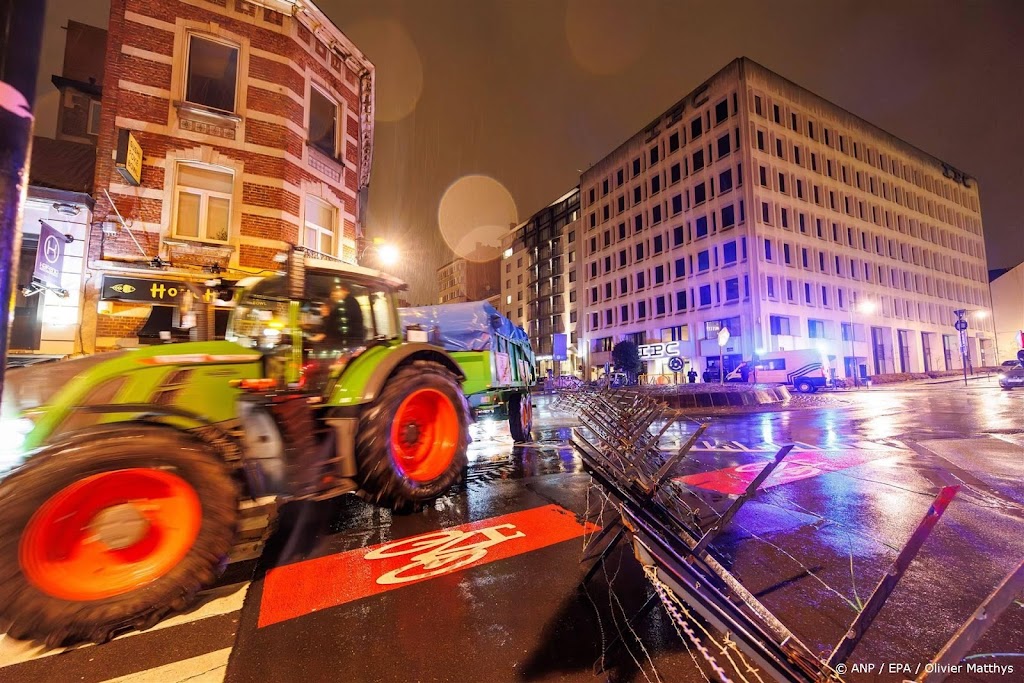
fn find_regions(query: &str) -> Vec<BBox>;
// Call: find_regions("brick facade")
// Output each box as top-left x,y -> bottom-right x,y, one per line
85,0 -> 375,350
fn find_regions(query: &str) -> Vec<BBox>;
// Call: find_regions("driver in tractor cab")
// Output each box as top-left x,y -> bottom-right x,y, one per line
303,282 -> 366,392
311,283 -> 365,346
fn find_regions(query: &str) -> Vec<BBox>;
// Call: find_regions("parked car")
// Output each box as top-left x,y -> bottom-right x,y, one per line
999,363 -> 1024,390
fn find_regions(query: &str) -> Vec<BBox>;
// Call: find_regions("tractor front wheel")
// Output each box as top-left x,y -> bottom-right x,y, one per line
0,425 -> 237,645
355,361 -> 470,510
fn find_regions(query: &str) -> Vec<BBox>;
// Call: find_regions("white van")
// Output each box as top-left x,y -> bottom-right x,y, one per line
749,349 -> 831,393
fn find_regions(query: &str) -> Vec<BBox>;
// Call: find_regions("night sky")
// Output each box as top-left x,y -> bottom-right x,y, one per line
39,0 -> 1024,304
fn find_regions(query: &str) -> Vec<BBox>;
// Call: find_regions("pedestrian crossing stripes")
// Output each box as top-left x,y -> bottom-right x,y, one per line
0,580 -> 250,683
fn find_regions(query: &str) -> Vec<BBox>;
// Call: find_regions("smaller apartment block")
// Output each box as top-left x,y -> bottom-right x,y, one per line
579,58 -> 992,381
501,189 -> 581,376
437,256 -> 501,304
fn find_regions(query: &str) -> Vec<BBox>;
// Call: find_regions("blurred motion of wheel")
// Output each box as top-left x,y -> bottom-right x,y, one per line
0,425 -> 237,646
508,392 -> 533,443
356,360 -> 470,511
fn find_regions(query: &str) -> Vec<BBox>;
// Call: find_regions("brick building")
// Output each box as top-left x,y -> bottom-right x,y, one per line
7,22 -> 102,361
85,0 -> 374,350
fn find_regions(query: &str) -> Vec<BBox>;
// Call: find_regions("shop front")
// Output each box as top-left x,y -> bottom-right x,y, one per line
95,273 -> 234,349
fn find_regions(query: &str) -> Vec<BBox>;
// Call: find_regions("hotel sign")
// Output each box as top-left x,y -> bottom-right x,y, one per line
100,275 -> 227,304
115,129 -> 143,186
637,341 -> 680,360
33,222 -> 67,288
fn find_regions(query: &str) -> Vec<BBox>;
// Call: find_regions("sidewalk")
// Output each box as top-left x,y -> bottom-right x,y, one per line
858,372 -> 999,389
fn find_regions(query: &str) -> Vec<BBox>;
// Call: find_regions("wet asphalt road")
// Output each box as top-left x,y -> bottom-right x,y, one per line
2,378 -> 1022,682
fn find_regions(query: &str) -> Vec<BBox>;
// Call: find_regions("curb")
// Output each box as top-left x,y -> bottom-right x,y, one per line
655,385 -> 792,410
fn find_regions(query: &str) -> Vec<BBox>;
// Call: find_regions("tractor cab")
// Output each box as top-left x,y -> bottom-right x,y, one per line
226,254 -> 405,395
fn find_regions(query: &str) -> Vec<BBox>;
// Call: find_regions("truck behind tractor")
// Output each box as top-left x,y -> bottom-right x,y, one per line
399,302 -> 537,443
0,249 -> 532,646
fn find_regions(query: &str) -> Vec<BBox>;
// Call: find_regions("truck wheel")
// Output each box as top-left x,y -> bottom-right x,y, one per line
795,379 -> 814,394
508,392 -> 533,443
356,361 -> 470,510
0,425 -> 237,646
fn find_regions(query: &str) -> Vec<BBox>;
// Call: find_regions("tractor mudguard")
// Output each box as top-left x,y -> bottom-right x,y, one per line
328,343 -> 465,407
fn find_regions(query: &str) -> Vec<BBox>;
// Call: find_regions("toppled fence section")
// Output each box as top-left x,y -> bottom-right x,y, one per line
555,386 -> 965,682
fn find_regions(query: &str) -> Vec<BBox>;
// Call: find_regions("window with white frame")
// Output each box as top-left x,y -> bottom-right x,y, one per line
309,85 -> 338,157
174,163 -> 233,242
185,34 -> 239,113
87,100 -> 102,135
304,196 -> 337,256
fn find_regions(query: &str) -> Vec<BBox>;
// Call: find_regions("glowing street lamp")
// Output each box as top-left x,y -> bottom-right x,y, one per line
376,243 -> 399,267
359,237 -> 400,268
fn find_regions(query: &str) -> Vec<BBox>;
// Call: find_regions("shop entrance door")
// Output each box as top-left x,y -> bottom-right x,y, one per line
10,237 -> 43,351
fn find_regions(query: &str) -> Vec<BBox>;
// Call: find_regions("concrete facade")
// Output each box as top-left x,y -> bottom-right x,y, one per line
500,188 -> 581,377
990,263 -> 1024,361
579,58 -> 993,381
84,0 -> 374,351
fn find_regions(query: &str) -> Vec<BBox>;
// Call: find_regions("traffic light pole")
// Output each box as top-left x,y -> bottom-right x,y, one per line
0,0 -> 47,404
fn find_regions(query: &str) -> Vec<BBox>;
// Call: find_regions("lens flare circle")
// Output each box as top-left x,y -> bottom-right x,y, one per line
437,175 -> 518,262
347,19 -> 423,123
565,0 -> 653,76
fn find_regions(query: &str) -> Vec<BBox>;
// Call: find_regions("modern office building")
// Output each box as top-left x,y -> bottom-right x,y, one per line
990,263 -> 1024,361
436,255 -> 501,304
501,188 -> 581,377
579,57 -> 992,381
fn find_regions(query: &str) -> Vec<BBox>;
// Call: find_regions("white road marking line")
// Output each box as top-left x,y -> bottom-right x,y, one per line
0,581 -> 249,669
99,647 -> 232,683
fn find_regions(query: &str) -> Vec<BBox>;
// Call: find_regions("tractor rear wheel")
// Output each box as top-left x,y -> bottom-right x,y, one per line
508,392 -> 533,443
355,361 -> 470,511
0,425 -> 237,645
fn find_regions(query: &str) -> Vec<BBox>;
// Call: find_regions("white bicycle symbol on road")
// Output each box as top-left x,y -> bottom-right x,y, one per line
365,524 -> 526,585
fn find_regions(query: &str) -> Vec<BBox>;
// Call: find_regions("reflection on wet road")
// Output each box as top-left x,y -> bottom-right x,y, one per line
3,383 -> 1020,683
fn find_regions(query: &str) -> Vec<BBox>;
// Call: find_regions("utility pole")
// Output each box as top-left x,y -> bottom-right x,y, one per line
0,0 -> 47,404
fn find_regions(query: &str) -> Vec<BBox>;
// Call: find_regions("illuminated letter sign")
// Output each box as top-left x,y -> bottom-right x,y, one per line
637,341 -> 680,360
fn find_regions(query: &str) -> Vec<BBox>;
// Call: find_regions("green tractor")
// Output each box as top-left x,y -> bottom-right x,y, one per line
0,249 -> 515,645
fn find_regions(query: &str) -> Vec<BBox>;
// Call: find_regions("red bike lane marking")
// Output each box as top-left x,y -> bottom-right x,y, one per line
257,504 -> 599,628
675,450 -> 893,495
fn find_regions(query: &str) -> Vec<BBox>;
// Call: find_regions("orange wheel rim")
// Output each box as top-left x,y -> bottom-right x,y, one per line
390,388 -> 459,483
19,469 -> 202,601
